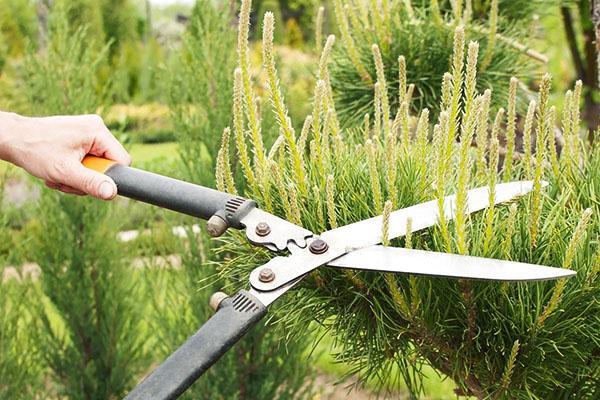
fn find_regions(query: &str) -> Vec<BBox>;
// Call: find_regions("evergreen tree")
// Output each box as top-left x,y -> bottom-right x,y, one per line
216,1 -> 600,397
21,4 -> 147,398
0,172 -> 44,399
327,0 -> 545,126
100,0 -> 138,54
53,0 -> 105,45
168,0 -> 237,185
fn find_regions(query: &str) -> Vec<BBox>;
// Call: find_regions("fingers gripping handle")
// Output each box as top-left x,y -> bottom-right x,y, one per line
83,156 -> 256,236
125,291 -> 267,400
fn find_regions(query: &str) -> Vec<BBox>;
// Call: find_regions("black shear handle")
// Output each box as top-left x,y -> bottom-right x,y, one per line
125,291 -> 267,400
83,156 -> 256,236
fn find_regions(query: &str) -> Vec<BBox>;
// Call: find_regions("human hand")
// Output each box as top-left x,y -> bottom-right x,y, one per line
0,112 -> 131,200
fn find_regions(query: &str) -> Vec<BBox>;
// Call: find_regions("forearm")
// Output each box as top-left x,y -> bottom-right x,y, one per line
0,111 -> 25,164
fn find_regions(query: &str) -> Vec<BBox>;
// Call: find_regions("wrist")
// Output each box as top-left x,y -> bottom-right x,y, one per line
0,111 -> 27,163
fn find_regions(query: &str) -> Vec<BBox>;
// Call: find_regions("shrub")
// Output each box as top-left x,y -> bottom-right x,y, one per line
216,1 -> 599,397
0,0 -> 38,57
167,0 -> 237,185
0,172 -> 43,399
0,273 -> 44,399
326,0 -> 545,126
21,4 -> 147,398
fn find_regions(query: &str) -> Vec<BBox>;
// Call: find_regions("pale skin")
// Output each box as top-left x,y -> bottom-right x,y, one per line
0,111 -> 131,200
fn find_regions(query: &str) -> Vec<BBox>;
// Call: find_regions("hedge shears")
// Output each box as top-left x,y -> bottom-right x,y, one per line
83,155 -> 575,400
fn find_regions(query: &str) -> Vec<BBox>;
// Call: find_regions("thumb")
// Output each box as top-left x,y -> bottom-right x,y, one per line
60,161 -> 118,200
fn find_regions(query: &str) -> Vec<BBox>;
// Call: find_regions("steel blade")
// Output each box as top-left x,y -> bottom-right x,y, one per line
328,246 -> 575,281
249,180 -> 546,292
321,181 -> 542,251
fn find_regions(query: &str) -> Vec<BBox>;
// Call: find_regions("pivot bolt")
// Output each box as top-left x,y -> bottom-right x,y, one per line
255,222 -> 271,237
258,268 -> 275,283
309,239 -> 329,254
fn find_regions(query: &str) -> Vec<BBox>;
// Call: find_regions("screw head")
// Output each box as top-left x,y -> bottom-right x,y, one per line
258,268 -> 275,282
309,239 -> 329,254
255,222 -> 271,237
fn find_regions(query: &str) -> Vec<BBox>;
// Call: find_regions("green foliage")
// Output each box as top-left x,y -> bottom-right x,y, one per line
255,0 -> 321,39
218,3 -> 600,397
0,173 -> 44,399
21,6 -> 147,398
136,37 -> 165,103
328,1 -> 538,126
21,5 -> 107,114
285,18 -> 305,48
167,0 -> 236,185
0,31 -> 7,73
100,0 -> 138,53
0,0 -> 38,57
32,194 -> 147,399
0,274 -> 44,399
53,0 -> 106,45
162,3 -> 316,396
107,39 -> 165,104
413,0 -> 562,25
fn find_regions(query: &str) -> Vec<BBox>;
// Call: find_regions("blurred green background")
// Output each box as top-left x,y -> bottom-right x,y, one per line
0,0 -> 597,399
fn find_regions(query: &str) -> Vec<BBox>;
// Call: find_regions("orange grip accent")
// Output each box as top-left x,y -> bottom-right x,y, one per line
82,155 -> 117,174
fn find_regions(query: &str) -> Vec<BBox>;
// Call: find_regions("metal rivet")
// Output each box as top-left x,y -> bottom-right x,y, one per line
309,239 -> 329,254
255,222 -> 271,237
258,268 -> 275,282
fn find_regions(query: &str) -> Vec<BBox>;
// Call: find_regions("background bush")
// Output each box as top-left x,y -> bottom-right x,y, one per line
327,0 -> 542,126
21,4 -> 148,398
218,3 -> 599,397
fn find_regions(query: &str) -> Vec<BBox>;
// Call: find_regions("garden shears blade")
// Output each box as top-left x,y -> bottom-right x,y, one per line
81,156 -> 574,400
328,246 -> 575,281
247,180 -> 560,294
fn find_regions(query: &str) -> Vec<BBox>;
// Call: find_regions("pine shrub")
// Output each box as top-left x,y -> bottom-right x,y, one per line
168,0 -> 237,186
326,0 -> 544,126
0,0 -> 38,57
0,273 -> 43,399
162,2 -> 316,396
0,173 -> 43,399
21,4 -> 147,398
215,1 -> 599,397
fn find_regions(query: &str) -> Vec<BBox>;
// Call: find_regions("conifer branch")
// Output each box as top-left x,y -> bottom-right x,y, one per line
522,100 -> 536,179
263,12 -> 307,196
232,68 -> 256,189
530,74 -> 551,247
237,0 -> 266,172
503,77 -> 518,181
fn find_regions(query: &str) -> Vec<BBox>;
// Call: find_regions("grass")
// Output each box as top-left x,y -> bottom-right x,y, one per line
129,141 -> 179,164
